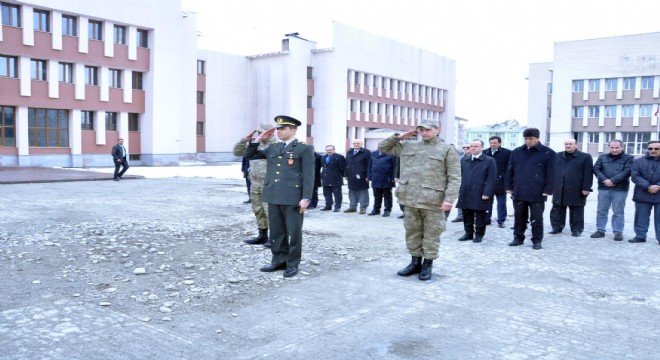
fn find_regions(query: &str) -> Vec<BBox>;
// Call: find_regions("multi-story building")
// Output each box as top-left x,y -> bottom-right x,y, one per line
528,32 -> 660,156
463,119 -> 527,149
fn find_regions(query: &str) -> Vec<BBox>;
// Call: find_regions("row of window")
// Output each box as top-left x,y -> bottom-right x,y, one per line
0,54 -> 144,89
573,104 -> 658,118
349,99 -> 437,118
350,70 -> 443,102
574,131 -> 650,155
0,105 -> 140,147
572,76 -> 655,93
1,2 -> 148,47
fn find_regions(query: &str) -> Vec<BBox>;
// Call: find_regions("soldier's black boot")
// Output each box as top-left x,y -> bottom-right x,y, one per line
244,228 -> 268,245
397,256 -> 422,276
418,259 -> 433,281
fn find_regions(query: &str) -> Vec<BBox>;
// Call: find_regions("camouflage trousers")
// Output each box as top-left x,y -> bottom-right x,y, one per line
250,182 -> 268,229
403,207 -> 446,260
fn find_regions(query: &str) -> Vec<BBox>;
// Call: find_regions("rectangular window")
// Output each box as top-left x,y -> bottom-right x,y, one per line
33,9 -> 50,32
572,80 -> 584,92
622,105 -> 634,117
604,105 -> 616,118
196,91 -> 204,105
547,83 -> 552,95
0,105 -> 16,146
58,62 -> 73,83
88,20 -> 102,41
197,60 -> 205,75
641,76 -> 654,90
132,71 -> 143,90
109,69 -> 121,88
30,59 -> 47,81
355,72 -> 360,85
81,111 -> 94,130
196,122 -> 204,136
588,79 -> 600,92
113,25 -> 126,44
137,29 -> 148,48
128,113 -> 139,131
105,112 -> 118,131
85,66 -> 98,85
605,78 -> 617,91
639,104 -> 653,117
573,106 -> 582,118
623,77 -> 636,90
307,96 -> 312,109
28,108 -> 69,147
61,15 -> 77,36
588,132 -> 599,144
622,132 -> 651,155
349,99 -> 355,112
307,67 -> 313,80
1,2 -> 20,27
604,132 -> 616,144
0,55 -> 18,77
588,106 -> 599,118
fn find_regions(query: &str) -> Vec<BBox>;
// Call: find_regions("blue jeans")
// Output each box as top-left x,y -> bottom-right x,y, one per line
633,202 -> 660,241
596,190 -> 628,234
488,193 -> 507,224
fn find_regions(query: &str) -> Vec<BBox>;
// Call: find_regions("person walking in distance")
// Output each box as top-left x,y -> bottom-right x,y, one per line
111,138 -> 129,181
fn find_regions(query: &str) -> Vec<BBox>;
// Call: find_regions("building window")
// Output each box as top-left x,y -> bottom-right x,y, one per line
307,96 -> 313,109
547,83 -> 552,95
573,105 -> 584,118
604,132 -> 616,144
105,112 -> 118,131
1,2 -> 21,27
641,76 -> 654,90
622,105 -> 634,117
28,108 -> 69,147
572,132 -> 584,144
30,59 -> 47,81
622,132 -> 651,155
307,67 -> 313,80
88,20 -> 102,41
33,9 -> 50,32
129,113 -> 140,131
572,80 -> 584,92
58,62 -> 73,83
196,91 -> 204,105
588,132 -> 599,144
588,79 -> 600,92
61,15 -> 77,36
113,25 -> 126,44
588,106 -> 599,118
85,66 -> 98,85
354,72 -> 360,85
109,69 -> 122,88
196,122 -> 204,136
640,104 -> 653,117
349,99 -> 355,112
197,60 -> 205,75
132,72 -> 143,90
623,77 -> 636,90
0,105 -> 16,146
137,29 -> 148,48
604,105 -> 616,118
81,111 -> 94,130
0,55 -> 17,78
605,78 -> 617,91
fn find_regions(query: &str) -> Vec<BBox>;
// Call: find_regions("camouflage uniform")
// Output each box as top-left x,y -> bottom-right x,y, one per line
233,137 -> 276,229
379,135 -> 461,260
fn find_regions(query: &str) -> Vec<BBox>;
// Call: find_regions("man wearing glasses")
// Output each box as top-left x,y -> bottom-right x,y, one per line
629,141 -> 660,245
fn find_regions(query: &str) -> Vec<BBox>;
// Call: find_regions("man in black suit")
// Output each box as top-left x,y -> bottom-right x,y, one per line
111,138 -> 129,181
344,139 -> 371,214
309,152 -> 322,209
245,115 -> 314,278
483,136 -> 511,228
320,145 -> 346,212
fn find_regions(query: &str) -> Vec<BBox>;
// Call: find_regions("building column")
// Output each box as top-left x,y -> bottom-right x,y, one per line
100,66 -> 109,102
71,109 -> 83,167
127,26 -> 137,61
123,69 -> 132,103
348,70 -> 355,93
21,5 -> 34,46
48,60 -> 59,98
74,63 -> 85,100
16,107 -> 30,165
367,74 -> 373,96
78,17 -> 89,53
19,57 -> 31,96
103,21 -> 114,57
96,110 -> 106,145
52,11 -> 62,50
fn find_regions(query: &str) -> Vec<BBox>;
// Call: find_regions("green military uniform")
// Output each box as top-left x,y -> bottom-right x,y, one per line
245,117 -> 314,270
379,133 -> 461,260
233,135 -> 275,230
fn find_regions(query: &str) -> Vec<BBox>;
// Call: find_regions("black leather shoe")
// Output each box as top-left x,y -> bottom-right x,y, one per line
368,210 -> 380,216
549,229 -> 561,234
283,266 -> 298,277
473,235 -> 483,243
532,243 -> 543,250
397,214 -> 405,219
260,263 -> 286,272
243,199 -> 251,204
458,234 -> 473,241
333,208 -> 340,212
508,239 -> 523,246
571,231 -> 581,237
263,240 -> 272,248
451,218 -> 463,223
382,211 -> 391,217
628,238 -> 646,243
320,207 -> 332,211
498,223 -> 505,228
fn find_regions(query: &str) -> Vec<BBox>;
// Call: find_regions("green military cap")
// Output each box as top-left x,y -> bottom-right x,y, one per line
257,122 -> 272,132
417,118 -> 439,129
274,115 -> 301,128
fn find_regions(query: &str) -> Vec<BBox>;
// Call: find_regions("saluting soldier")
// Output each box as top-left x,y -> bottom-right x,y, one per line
245,115 -> 314,278
233,122 -> 277,247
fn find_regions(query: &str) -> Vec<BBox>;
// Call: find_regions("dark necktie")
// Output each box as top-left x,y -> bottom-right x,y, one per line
280,142 -> 286,153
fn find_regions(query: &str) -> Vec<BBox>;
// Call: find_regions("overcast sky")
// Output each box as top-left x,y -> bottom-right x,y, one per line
181,0 -> 660,126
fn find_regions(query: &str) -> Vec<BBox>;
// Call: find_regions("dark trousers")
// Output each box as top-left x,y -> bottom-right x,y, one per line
114,158 -> 129,179
513,200 -> 545,243
310,186 -> 319,208
488,193 -> 507,224
268,203 -> 303,268
372,187 -> 393,211
463,209 -> 487,236
245,177 -> 251,196
323,185 -> 343,209
550,204 -> 584,233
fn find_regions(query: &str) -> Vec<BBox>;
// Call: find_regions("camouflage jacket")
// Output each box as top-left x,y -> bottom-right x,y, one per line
379,135 -> 461,210
233,138 -> 275,184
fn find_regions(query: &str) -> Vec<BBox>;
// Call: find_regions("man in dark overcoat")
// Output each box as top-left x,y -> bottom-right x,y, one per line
629,140 -> 660,244
504,128 -> 556,250
367,147 -> 396,217
309,152 -> 322,209
344,139 -> 371,214
549,139 -> 593,237
456,140 -> 497,243
320,145 -> 345,212
244,115 -> 314,278
483,135 -> 512,227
